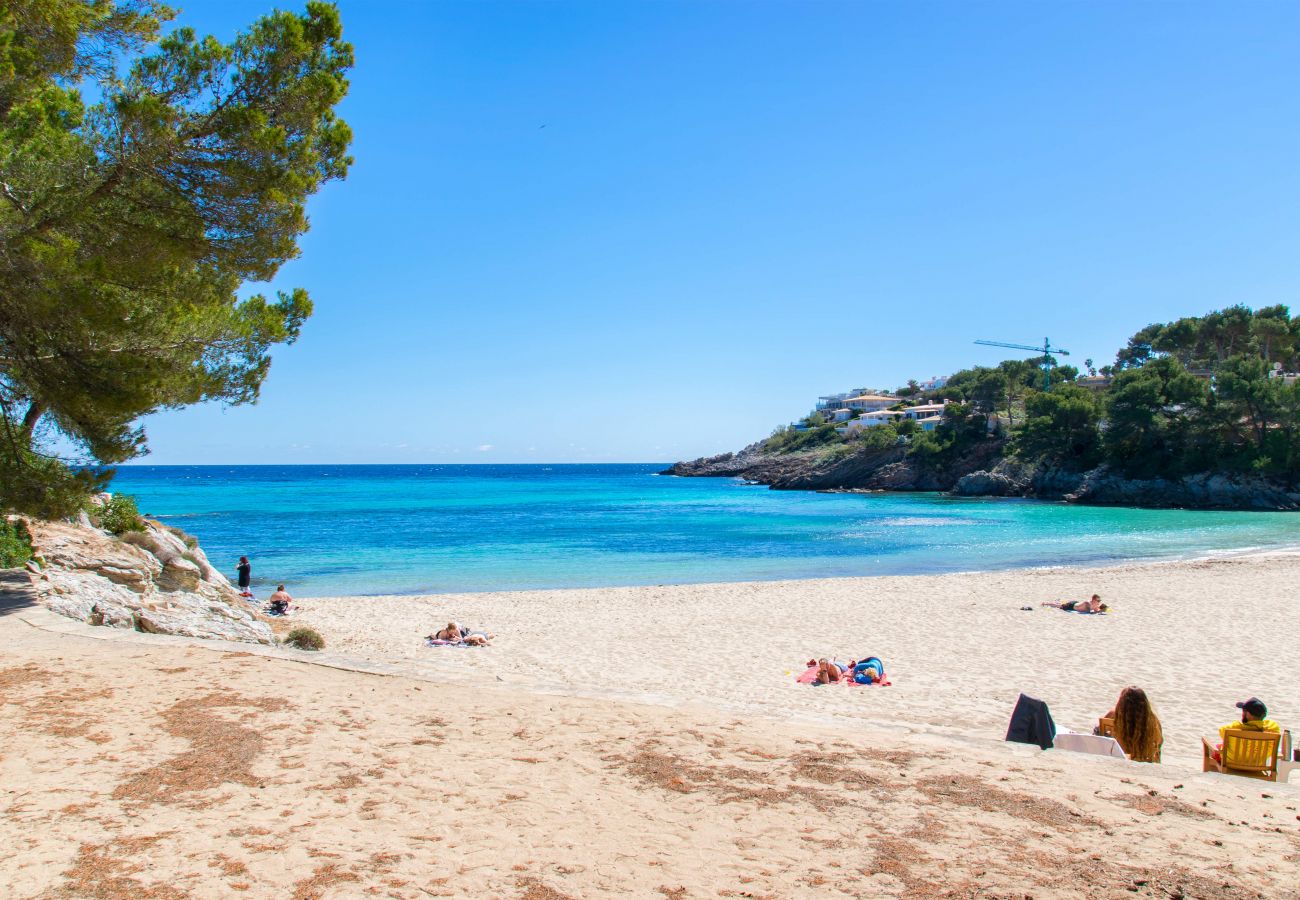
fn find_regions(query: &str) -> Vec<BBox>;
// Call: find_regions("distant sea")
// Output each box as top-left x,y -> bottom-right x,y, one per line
108,464 -> 1300,597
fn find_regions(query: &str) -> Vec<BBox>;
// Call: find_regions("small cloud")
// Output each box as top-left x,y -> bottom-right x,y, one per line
396,442 -> 409,449
477,444 -> 493,452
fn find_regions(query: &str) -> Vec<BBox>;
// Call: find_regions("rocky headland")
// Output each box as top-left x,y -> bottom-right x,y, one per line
664,441 -> 1300,510
10,513 -> 274,644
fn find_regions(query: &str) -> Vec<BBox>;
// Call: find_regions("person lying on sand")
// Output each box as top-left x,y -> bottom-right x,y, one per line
433,622 -> 464,642
1041,594 -> 1108,614
852,663 -> 882,685
431,622 -> 495,646
814,658 -> 844,684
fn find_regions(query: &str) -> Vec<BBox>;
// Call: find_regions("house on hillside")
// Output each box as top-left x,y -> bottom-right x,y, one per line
838,409 -> 906,434
836,400 -> 949,434
815,393 -> 850,413
900,401 -> 948,421
918,375 -> 951,391
844,393 -> 898,413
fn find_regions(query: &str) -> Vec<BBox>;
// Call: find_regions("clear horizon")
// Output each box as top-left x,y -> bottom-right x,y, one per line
127,1 -> 1300,466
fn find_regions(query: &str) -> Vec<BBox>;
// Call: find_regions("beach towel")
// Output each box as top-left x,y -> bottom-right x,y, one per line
795,663 -> 891,687
424,637 -> 481,648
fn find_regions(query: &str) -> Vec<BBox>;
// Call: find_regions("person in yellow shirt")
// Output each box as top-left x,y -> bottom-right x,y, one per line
1211,697 -> 1281,764
1219,697 -> 1280,740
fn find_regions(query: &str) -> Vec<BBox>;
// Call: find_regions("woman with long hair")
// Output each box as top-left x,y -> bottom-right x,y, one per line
1108,686 -> 1163,763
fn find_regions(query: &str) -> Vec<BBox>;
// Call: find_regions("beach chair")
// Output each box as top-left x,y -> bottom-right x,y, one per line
1201,729 -> 1282,781
1097,717 -> 1114,738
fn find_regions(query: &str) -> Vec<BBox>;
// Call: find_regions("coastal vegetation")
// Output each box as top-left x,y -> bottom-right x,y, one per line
702,306 -> 1300,507
0,518 -> 31,567
284,626 -> 325,651
92,494 -> 146,536
0,0 -> 353,518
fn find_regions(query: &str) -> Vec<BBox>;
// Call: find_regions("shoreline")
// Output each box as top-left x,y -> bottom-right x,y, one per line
293,550 -> 1300,766
289,539 -> 1300,600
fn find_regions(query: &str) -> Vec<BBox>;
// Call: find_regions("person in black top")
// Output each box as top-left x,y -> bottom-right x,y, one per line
237,556 -> 252,596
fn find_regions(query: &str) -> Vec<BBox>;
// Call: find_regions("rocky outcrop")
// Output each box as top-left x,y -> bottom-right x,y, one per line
952,457 -> 1035,497
668,439 -> 1006,494
20,516 -> 273,644
670,441 -> 1300,510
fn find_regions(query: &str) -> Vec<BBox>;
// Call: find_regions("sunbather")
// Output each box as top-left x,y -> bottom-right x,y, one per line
430,622 -> 494,646
1041,594 -> 1107,614
461,628 -> 495,646
433,622 -> 463,642
268,585 -> 293,616
852,659 -> 884,685
815,658 -> 842,684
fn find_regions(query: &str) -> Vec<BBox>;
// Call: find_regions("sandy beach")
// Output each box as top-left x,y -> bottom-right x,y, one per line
3,554 -> 1299,897
295,551 -> 1300,766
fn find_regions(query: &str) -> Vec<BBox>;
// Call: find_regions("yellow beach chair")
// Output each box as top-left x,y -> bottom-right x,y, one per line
1201,729 -> 1282,782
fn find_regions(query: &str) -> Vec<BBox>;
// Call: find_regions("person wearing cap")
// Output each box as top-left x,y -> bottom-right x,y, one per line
1219,697 -> 1280,741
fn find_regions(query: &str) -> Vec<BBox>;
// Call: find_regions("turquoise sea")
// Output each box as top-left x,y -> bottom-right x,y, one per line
108,464 -> 1300,597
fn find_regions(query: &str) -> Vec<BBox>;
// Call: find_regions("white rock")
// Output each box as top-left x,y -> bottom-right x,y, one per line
21,517 -> 273,644
158,557 -> 202,592
122,527 -> 189,565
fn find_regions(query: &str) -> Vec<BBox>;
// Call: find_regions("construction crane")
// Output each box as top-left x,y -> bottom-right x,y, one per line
974,337 -> 1071,392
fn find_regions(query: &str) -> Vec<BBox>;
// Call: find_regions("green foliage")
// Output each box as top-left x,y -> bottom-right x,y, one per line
0,1 -> 353,515
1102,356 -> 1215,478
852,422 -> 903,452
895,305 -> 1300,485
95,493 -> 145,534
0,447 -> 109,518
1115,304 -> 1299,372
0,519 -> 32,567
284,626 -> 324,651
760,423 -> 844,454
1012,386 -> 1102,469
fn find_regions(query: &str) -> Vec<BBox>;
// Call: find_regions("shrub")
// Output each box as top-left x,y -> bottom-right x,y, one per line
161,523 -> 199,548
761,423 -> 845,454
284,627 -> 325,651
0,519 -> 32,568
97,494 -> 146,534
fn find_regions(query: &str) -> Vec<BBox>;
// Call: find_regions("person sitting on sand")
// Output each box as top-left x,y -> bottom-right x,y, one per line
1041,594 -> 1107,614
268,585 -> 293,616
1103,686 -> 1163,763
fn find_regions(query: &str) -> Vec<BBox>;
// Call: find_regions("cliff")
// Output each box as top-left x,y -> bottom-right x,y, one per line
665,443 -> 1300,510
15,515 -> 275,644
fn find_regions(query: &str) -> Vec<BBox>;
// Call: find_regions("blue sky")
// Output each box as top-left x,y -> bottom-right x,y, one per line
132,1 -> 1300,464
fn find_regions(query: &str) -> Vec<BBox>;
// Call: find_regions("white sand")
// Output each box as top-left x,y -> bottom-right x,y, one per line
3,556 -> 1299,896
296,551 -> 1300,764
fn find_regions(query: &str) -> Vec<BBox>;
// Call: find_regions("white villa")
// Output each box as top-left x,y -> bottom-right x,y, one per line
799,383 -> 951,435
843,393 -> 898,412
836,400 -> 949,435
